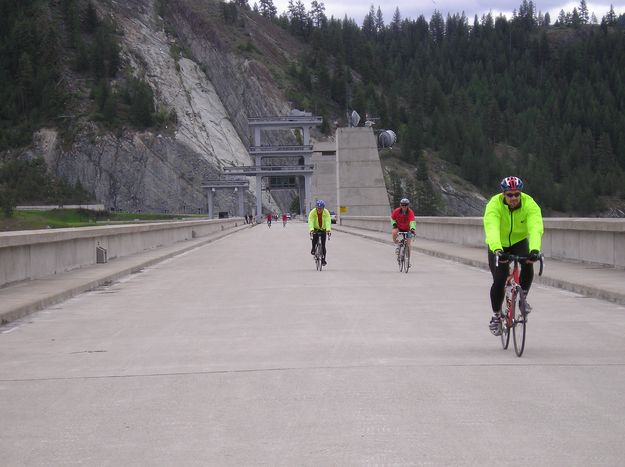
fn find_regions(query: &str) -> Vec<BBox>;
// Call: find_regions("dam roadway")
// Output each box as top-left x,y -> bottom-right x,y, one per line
1,222 -> 625,465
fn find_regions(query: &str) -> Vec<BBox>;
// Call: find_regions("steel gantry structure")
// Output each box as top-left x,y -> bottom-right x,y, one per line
244,113 -> 322,216
201,178 -> 249,219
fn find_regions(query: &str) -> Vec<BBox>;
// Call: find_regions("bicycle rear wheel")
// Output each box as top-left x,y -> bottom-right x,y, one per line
513,286 -> 527,357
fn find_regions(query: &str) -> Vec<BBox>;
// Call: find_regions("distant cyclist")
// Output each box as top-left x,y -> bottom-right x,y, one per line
308,200 -> 332,266
391,198 -> 416,253
484,176 -> 544,335
266,213 -> 272,228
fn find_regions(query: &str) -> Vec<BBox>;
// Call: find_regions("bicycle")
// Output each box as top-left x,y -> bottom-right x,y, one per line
312,230 -> 329,271
496,253 -> 544,357
396,231 -> 414,273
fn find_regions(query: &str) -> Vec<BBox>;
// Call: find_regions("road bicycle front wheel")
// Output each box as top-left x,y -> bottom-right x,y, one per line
398,244 -> 405,272
404,248 -> 410,273
500,293 -> 512,350
513,286 -> 527,357
500,313 -> 510,349
315,242 -> 323,271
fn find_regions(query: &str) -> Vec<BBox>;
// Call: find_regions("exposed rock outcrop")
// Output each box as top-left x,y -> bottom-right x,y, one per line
29,0 -> 291,213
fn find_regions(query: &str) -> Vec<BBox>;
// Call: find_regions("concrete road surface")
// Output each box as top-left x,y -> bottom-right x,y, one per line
1,222 -> 625,466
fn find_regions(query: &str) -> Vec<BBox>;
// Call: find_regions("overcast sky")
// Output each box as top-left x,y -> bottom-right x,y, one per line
272,0 -> 624,25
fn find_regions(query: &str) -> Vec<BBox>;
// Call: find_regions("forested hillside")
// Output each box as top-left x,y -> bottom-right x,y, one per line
2,0 -> 625,216
263,0 -> 625,214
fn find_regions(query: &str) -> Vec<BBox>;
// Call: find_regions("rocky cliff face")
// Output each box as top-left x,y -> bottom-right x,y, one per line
166,0 -> 295,145
29,0 -> 296,214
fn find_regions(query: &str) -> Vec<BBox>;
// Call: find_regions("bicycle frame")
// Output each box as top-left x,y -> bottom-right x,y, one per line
503,261 -> 521,328
496,253 -> 544,357
396,231 -> 414,273
312,230 -> 329,271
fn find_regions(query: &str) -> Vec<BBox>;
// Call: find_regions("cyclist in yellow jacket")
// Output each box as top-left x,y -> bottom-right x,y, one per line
483,176 -> 544,335
308,199 -> 332,266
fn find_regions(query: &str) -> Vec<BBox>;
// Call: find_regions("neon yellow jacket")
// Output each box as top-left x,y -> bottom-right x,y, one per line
483,193 -> 544,252
308,208 -> 332,232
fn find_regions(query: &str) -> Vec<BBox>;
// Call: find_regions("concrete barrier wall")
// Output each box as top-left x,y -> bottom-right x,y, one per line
340,216 -> 625,268
0,218 -> 242,287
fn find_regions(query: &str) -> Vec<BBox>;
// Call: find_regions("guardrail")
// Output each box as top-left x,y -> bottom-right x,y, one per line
16,204 -> 107,211
340,216 -> 625,269
0,218 -> 242,288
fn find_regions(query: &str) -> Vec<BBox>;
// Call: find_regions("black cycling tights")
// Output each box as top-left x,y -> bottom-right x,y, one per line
311,231 -> 327,259
487,239 -> 534,313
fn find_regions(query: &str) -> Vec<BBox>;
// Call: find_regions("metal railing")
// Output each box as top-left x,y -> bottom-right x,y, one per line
249,145 -> 313,154
223,165 -> 314,174
248,116 -> 322,124
201,179 -> 250,188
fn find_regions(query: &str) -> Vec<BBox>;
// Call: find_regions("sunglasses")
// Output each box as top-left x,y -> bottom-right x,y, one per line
400,203 -> 408,206
505,192 -> 521,198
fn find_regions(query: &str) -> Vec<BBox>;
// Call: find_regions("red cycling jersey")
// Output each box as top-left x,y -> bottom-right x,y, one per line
391,207 -> 416,231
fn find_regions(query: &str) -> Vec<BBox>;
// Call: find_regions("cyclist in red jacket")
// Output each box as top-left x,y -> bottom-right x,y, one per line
391,198 -> 416,252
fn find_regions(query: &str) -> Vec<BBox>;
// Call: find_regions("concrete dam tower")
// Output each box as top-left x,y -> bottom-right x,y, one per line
312,126 -> 390,221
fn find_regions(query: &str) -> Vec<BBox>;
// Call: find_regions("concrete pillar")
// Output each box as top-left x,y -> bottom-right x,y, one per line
254,128 -> 261,146
336,136 -> 341,224
255,175 -> 262,217
304,173 -> 312,215
303,126 -> 310,146
237,188 -> 245,217
299,180 -> 305,216
207,188 -> 214,219
255,155 -> 262,167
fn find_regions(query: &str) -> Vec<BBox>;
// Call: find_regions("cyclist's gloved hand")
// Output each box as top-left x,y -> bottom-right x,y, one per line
495,250 -> 509,262
327,231 -> 331,237
528,250 -> 540,262
392,223 -> 398,229
410,229 -> 416,234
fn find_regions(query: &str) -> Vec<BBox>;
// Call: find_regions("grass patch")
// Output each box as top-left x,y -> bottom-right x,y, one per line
0,209 -> 204,232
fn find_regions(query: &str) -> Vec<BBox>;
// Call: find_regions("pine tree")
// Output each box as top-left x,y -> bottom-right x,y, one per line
362,5 -> 376,39
391,7 -> 401,34
387,170 -> 403,208
375,7 -> 384,33
414,157 -> 439,215
309,1 -> 326,28
604,4 -> 617,24
571,8 -> 581,28
85,2 -> 99,33
578,0 -> 589,24
259,0 -> 277,18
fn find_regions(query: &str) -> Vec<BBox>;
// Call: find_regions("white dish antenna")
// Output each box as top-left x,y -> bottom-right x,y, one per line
350,110 -> 361,127
378,130 -> 397,148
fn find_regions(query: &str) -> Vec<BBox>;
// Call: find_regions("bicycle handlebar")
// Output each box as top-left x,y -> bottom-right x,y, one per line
310,230 -> 331,241
496,254 -> 544,276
